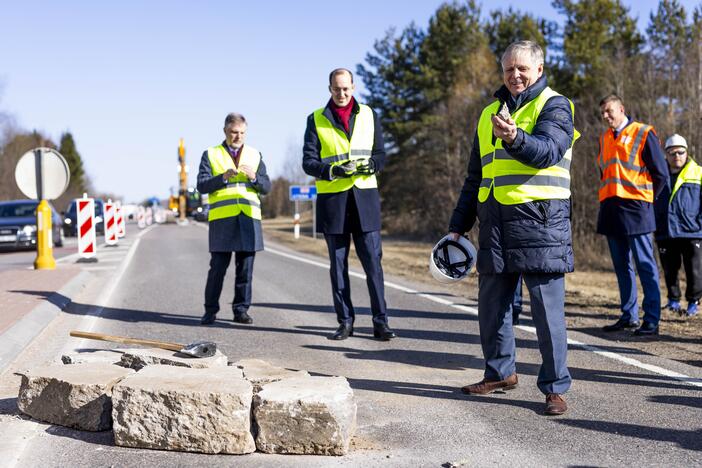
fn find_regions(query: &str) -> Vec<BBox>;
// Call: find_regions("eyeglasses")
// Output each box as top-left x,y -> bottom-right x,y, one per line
667,150 -> 686,157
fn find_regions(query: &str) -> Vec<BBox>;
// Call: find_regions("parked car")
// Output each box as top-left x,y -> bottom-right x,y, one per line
0,199 -> 64,250
63,199 -> 105,237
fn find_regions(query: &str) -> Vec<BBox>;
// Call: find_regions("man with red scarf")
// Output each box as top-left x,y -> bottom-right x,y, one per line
302,68 -> 396,341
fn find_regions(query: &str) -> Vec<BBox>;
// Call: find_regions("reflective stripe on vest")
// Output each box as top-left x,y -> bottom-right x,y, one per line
477,87 -> 580,205
207,144 -> 262,221
597,122 -> 655,202
313,104 -> 378,194
670,158 -> 702,203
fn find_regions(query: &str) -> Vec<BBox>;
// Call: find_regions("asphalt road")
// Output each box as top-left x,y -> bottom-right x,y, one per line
1,222 -> 700,467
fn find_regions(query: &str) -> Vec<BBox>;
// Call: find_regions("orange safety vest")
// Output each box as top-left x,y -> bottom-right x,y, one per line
597,121 -> 655,202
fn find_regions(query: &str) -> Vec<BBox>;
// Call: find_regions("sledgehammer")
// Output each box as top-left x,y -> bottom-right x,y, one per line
69,330 -> 217,358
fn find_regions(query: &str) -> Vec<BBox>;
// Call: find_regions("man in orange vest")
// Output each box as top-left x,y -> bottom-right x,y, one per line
597,94 -> 669,336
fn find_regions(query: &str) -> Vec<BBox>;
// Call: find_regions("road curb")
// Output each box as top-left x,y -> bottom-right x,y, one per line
0,270 -> 91,374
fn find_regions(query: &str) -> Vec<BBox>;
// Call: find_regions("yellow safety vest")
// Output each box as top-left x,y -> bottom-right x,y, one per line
671,158 -> 702,203
207,144 -> 262,221
477,87 -> 580,205
313,104 -> 378,194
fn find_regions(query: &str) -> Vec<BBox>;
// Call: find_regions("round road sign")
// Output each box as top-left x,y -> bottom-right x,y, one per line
15,147 -> 70,200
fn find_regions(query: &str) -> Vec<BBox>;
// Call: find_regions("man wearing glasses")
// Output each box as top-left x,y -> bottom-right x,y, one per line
654,134 -> 702,318
597,94 -> 669,336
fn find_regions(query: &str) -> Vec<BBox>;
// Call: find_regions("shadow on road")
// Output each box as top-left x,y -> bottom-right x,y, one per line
648,394 -> 702,409
0,397 -> 19,416
9,290 -> 237,330
43,425 -> 114,446
254,302 -> 480,322
308,341 -> 698,392
555,419 -> 702,452
305,344 -> 482,371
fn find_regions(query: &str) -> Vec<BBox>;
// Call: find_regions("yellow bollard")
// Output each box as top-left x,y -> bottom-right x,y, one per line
34,199 -> 56,270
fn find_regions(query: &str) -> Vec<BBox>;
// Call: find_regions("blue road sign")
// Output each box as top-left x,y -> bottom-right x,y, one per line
289,185 -> 317,201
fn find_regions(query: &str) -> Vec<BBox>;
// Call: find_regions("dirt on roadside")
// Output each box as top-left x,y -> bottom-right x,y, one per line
263,217 -> 702,369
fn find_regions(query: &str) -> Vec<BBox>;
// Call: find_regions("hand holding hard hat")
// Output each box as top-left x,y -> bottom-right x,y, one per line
430,233 -> 477,283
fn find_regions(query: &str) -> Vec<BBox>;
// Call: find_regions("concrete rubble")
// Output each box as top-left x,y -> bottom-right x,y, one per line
17,363 -> 135,431
253,376 -> 357,455
231,358 -> 310,392
117,347 -> 228,370
111,365 -> 255,454
17,352 -> 357,457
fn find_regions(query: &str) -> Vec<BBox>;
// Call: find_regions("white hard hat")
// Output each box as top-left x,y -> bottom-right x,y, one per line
665,134 -> 688,150
429,235 -> 477,283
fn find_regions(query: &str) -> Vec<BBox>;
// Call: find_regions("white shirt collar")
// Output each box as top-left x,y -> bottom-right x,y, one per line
615,118 -> 629,133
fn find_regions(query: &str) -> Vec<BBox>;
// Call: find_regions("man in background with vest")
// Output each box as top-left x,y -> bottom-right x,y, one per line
598,95 -> 668,336
302,68 -> 396,341
197,113 -> 271,325
654,134 -> 701,318
449,41 -> 577,415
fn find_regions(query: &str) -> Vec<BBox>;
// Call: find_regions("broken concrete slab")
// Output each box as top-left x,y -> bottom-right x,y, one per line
61,349 -> 124,365
112,365 -> 255,454
231,358 -> 310,392
117,347 -> 228,370
253,376 -> 356,455
17,363 -> 134,431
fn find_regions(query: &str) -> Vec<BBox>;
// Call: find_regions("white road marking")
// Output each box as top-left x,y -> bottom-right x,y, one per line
58,225 -> 157,356
264,246 -> 702,389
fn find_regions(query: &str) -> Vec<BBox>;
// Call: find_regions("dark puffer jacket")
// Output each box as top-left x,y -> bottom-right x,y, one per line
449,76 -> 575,274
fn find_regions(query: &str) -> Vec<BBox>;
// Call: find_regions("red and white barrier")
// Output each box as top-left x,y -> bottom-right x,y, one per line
104,200 -> 118,246
76,194 -> 97,261
116,201 -> 126,238
145,207 -> 153,226
137,205 -> 146,229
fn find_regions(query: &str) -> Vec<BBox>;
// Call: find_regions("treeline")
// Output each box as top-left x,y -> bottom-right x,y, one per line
0,110 -> 95,211
354,0 -> 702,268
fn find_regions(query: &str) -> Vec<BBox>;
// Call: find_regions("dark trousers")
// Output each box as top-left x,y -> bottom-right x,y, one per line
657,238 -> 702,303
478,272 -> 571,395
512,275 -> 523,323
607,234 -> 661,326
324,230 -> 388,328
204,251 -> 255,316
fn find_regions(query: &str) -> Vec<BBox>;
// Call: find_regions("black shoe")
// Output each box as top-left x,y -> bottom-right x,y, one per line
233,311 -> 253,324
329,324 -> 353,340
633,321 -> 659,336
602,318 -> 639,332
201,311 -> 217,325
373,324 -> 397,341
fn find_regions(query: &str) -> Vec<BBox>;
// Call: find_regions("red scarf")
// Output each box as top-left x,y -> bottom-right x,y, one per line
330,97 -> 355,133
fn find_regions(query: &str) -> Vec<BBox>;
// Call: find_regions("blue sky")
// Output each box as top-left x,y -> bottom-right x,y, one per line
1,0 -> 696,202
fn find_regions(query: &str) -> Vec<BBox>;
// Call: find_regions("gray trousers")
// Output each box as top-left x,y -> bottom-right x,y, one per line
478,272 -> 571,395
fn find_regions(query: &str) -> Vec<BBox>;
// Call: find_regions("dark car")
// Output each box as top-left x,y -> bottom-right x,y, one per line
63,199 -> 105,237
0,199 -> 64,250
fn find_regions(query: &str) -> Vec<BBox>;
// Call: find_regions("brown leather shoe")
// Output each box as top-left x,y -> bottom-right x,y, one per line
461,374 -> 518,395
544,393 -> 567,415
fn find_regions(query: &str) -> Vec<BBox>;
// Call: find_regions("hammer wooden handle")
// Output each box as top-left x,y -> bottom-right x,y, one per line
70,330 -> 183,352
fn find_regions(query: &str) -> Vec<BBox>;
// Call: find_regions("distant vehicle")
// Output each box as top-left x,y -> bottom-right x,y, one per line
63,199 -> 105,237
185,188 -> 203,217
194,204 -> 209,222
168,188 -> 205,218
121,204 -> 138,221
0,199 -> 64,250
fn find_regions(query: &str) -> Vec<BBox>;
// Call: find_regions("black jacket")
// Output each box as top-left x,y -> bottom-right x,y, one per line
302,99 -> 386,234
449,76 -> 576,274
